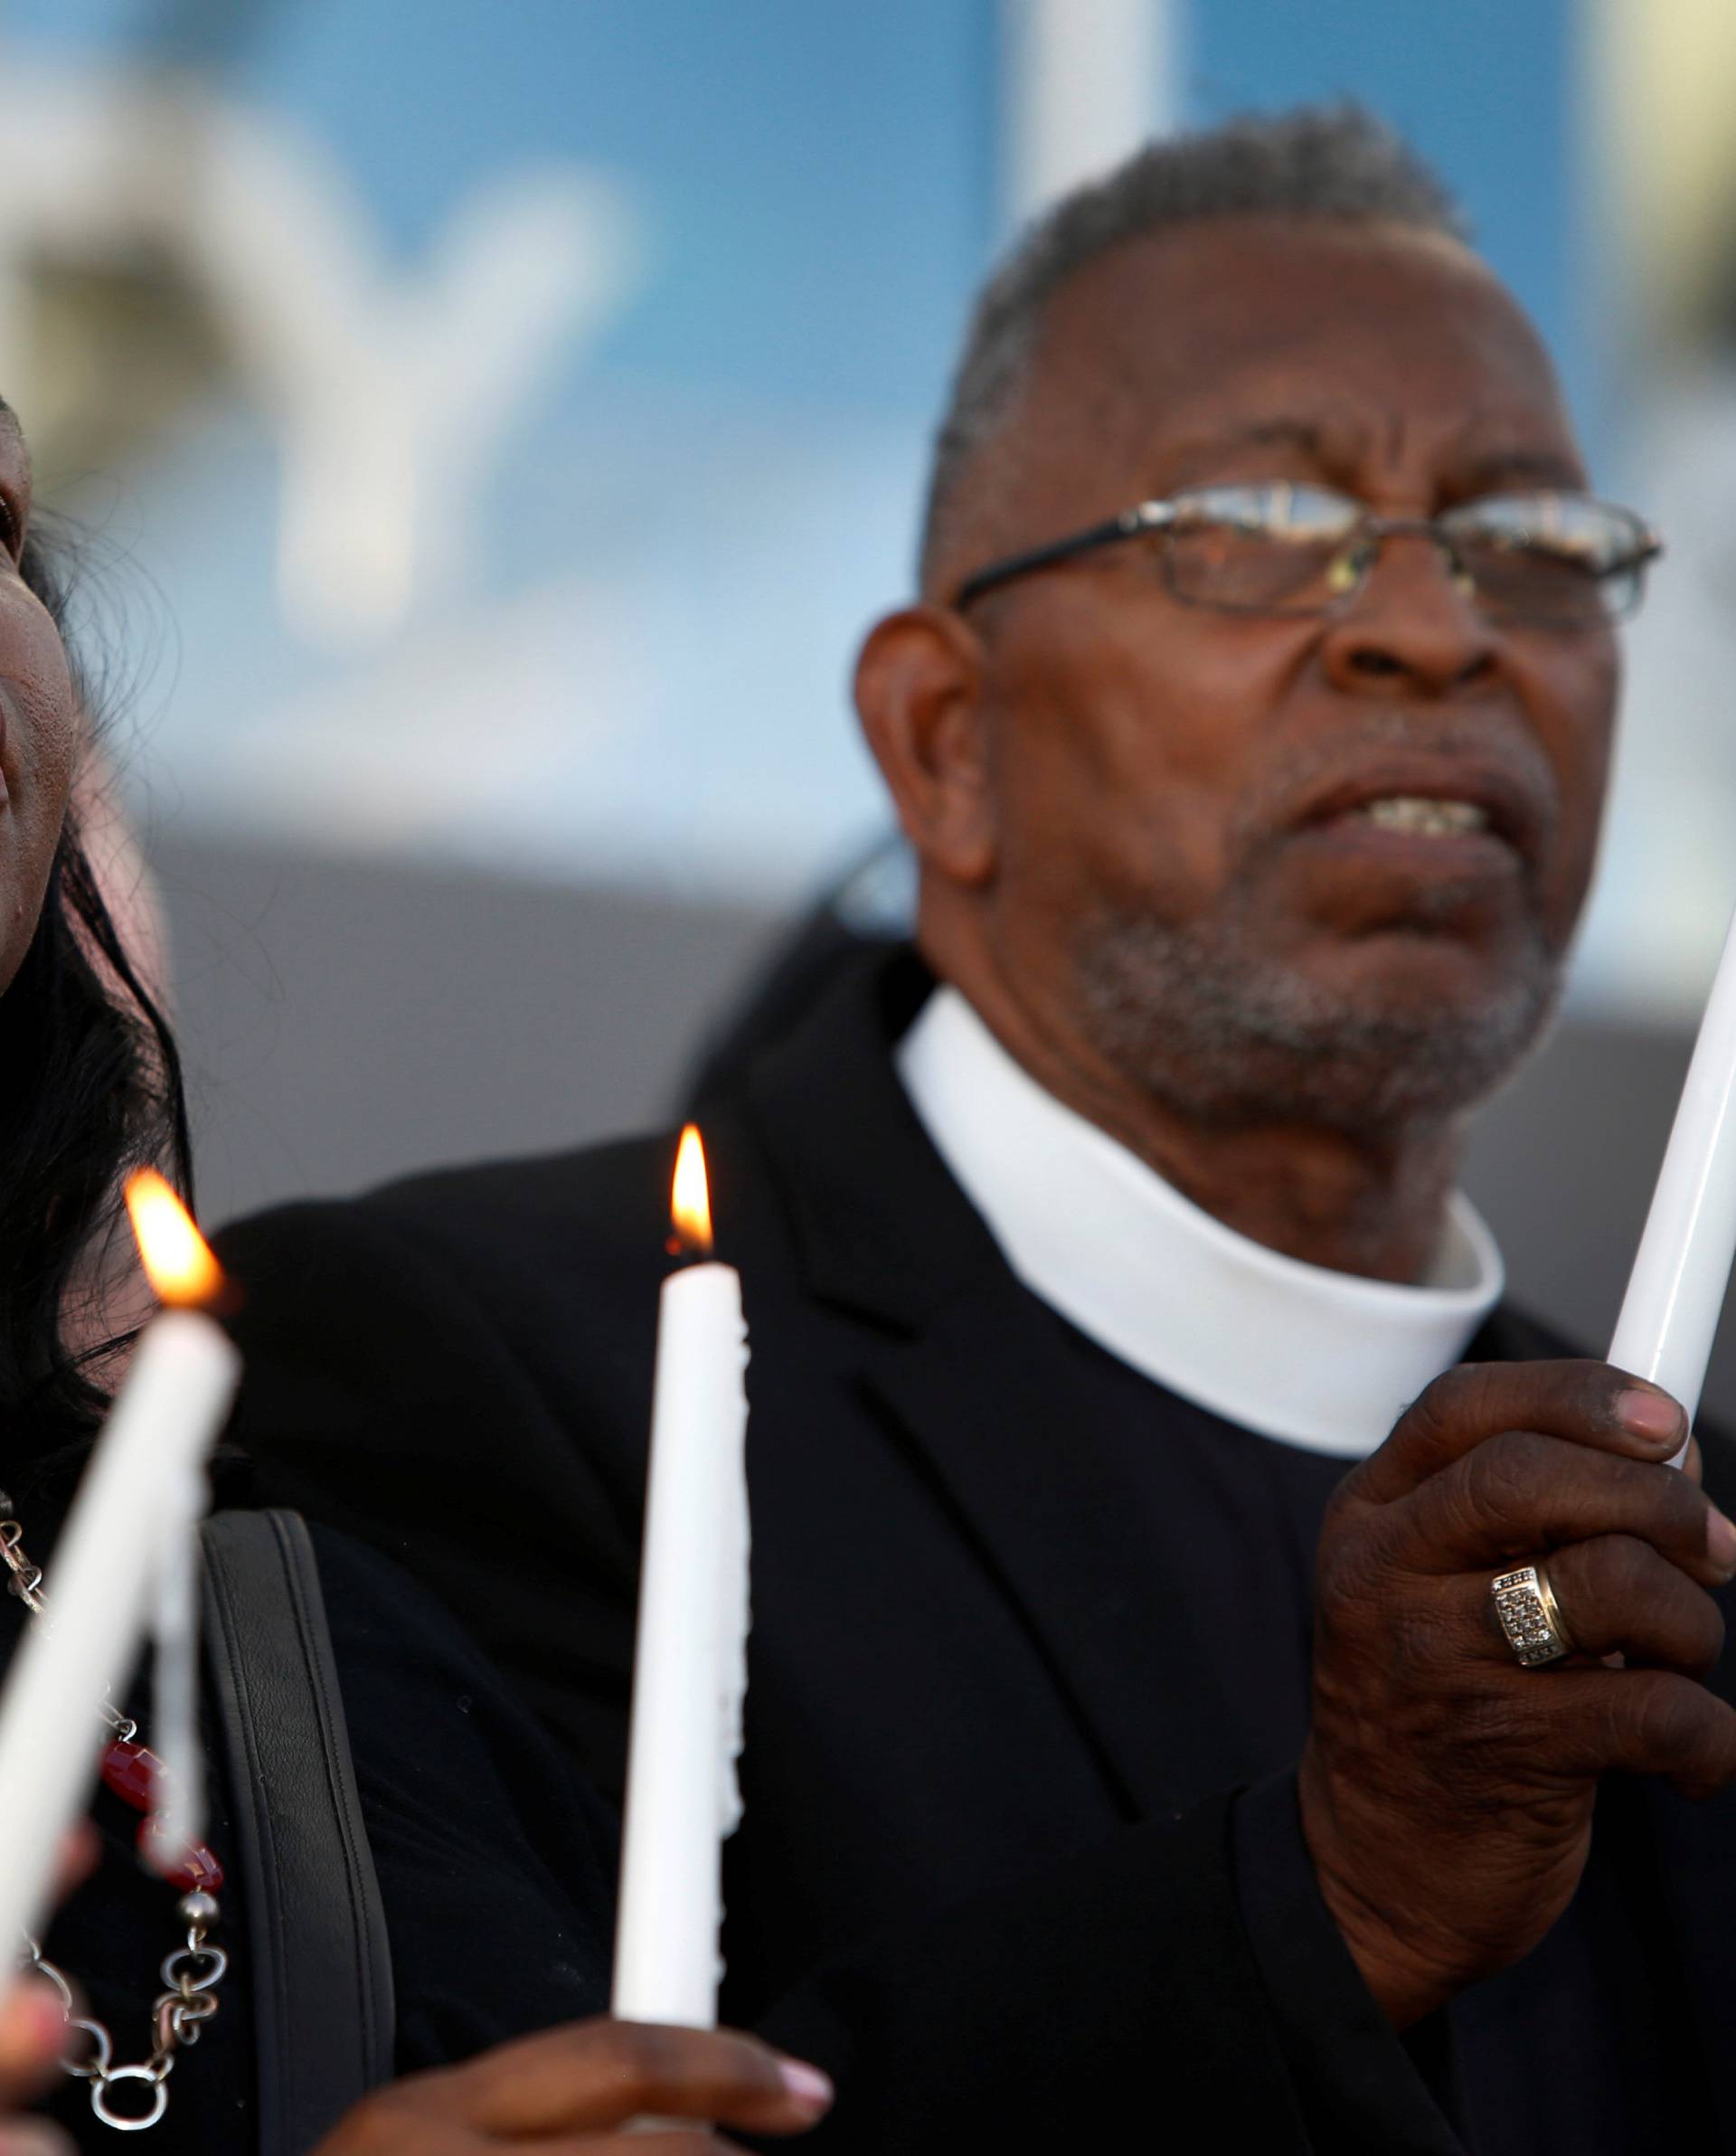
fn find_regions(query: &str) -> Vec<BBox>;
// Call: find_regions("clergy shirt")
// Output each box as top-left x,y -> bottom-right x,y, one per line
896,984 -> 1504,1459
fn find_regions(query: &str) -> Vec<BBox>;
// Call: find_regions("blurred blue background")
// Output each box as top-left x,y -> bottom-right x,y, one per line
0,0 -> 1595,901
6,0 -> 1736,1401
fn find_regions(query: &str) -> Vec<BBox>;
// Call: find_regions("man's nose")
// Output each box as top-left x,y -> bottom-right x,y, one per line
1318,531 -> 1499,696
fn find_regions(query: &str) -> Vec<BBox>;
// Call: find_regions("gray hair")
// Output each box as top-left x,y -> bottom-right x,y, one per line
920,104 -> 1469,589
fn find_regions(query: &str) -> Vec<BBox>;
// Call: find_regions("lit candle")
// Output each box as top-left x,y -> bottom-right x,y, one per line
1608,902 -> 1736,1465
0,1172 -> 238,1956
612,1125 -> 751,2028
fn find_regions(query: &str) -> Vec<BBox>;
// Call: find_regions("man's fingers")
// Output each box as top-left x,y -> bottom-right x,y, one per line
1540,1669 -> 1736,1797
429,2021 -> 831,2138
1351,1361 -> 1686,1507
1386,1430 -> 1736,1586
1474,1536 -> 1727,1674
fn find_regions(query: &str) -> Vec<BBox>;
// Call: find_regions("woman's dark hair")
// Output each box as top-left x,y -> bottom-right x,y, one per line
1,519 -> 191,1461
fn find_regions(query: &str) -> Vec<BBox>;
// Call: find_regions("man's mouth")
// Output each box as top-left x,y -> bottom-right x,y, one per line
1292,754 -> 1547,864
1346,796 -> 1494,838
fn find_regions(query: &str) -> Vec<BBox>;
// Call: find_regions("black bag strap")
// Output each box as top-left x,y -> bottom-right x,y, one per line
201,1508 -> 396,2155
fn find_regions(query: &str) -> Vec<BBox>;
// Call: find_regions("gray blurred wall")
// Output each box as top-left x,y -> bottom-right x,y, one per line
151,829 -> 1736,1431
153,832 -> 780,1225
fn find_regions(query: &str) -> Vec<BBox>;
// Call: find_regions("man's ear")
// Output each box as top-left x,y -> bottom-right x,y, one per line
854,604 -> 995,889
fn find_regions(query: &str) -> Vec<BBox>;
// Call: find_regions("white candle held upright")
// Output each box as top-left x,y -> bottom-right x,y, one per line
1609,901 -> 1736,1464
612,1125 -> 751,2028
0,1172 -> 238,1959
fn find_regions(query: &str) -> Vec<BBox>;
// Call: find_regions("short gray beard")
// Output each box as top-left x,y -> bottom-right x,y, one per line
1075,903 -> 1562,1137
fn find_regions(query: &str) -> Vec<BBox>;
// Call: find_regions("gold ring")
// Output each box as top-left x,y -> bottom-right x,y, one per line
1491,1563 -> 1574,1668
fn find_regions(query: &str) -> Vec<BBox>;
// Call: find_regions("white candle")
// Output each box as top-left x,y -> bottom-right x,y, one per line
0,1307 -> 237,1957
612,1126 -> 751,2028
1608,900 -> 1736,1463
145,1453 -> 212,1872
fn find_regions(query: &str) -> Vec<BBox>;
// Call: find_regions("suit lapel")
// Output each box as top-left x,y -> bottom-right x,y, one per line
855,1272 -> 1286,1821
742,947 -> 1279,1823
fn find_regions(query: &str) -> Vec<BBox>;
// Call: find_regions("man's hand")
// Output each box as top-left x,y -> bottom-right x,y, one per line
310,2019 -> 834,2153
1297,1359 -> 1736,2029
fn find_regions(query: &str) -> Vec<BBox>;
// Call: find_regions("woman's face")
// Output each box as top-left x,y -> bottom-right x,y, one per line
0,407 -> 77,995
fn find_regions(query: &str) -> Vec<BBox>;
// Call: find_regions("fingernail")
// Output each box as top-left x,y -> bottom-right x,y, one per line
778,2058 -> 835,2114
1710,1508 -> 1736,1571
1618,1388 -> 1684,1443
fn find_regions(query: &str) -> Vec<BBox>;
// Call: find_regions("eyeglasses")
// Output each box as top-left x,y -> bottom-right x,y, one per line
951,481 -> 1664,629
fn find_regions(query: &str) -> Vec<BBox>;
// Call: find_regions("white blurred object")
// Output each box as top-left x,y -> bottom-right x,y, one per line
0,1309 -> 237,1962
1001,0 -> 1179,230
146,1456 -> 209,1870
0,57 -> 642,649
1608,896 -> 1736,1451
1572,375 -> 1736,1024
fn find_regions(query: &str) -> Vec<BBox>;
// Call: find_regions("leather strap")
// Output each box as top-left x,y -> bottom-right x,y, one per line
202,1508 -> 396,2154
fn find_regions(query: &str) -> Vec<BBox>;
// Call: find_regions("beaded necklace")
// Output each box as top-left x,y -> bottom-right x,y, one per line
0,1492 -> 228,2133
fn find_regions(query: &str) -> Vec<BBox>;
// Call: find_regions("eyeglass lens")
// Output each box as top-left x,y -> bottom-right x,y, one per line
1154,484 -> 1647,624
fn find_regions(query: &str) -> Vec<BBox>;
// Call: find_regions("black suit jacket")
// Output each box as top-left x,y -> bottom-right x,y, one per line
217,950 -> 1736,2151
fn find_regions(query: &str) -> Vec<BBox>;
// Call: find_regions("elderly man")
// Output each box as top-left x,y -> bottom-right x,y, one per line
221,109 -> 1736,2151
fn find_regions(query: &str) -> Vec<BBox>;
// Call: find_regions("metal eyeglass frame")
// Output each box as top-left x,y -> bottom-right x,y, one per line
950,484 -> 1665,623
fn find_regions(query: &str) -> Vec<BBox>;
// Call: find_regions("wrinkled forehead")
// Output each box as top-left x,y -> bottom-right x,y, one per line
1019,218 -> 1578,506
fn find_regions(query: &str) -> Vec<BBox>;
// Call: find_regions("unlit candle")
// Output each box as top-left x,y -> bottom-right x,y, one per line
1608,902 -> 1736,1462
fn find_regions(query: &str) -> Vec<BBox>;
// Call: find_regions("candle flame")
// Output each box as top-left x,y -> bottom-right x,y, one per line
670,1125 -> 713,1257
124,1170 -> 224,1309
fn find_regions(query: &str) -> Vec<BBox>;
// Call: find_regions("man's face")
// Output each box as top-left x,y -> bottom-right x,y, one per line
942,219 -> 1619,1134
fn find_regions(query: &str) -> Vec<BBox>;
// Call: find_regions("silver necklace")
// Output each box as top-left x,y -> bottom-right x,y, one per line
0,1493 -> 227,2133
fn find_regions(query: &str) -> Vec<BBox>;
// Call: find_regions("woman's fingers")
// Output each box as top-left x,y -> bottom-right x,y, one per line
313,2020 -> 834,2150
0,2122 -> 75,2156
447,2020 -> 830,2136
0,1975 -> 74,2156
0,1978 -> 69,2109
52,1825 -> 97,1905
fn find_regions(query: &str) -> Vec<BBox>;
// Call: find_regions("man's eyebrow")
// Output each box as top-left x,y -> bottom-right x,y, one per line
1170,418 -> 1333,460
1456,447 -> 1586,495
1153,417 -> 1344,485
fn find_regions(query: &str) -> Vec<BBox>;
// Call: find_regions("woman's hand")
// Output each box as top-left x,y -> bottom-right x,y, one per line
0,1977 -> 78,2156
0,1826 -> 100,2156
312,2018 -> 834,2152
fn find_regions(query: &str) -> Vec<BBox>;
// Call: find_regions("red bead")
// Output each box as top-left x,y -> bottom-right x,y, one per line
135,1818 -> 223,1894
100,1739 -> 170,1813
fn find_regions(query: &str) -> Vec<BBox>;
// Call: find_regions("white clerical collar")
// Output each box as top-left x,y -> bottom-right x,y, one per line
896,984 -> 1504,1459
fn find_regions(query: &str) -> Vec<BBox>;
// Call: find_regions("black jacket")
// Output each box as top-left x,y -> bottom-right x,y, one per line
216,950 -> 1736,2152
